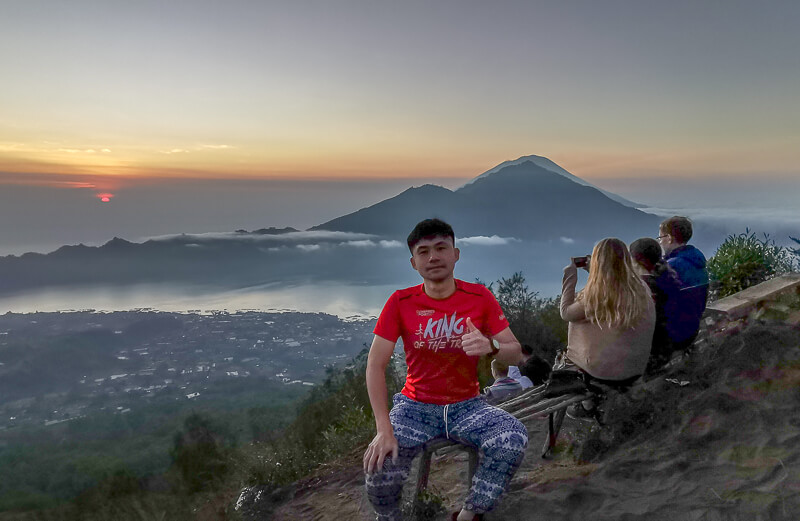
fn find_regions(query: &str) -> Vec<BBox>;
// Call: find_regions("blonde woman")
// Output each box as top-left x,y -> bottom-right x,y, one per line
559,238 -> 656,385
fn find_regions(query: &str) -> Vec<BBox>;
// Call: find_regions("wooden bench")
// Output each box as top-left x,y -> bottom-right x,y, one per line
414,384 -> 595,500
498,383 -> 595,458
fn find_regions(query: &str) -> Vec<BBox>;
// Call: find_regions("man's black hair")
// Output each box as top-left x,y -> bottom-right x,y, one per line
519,354 -> 552,386
630,237 -> 662,271
407,218 -> 455,253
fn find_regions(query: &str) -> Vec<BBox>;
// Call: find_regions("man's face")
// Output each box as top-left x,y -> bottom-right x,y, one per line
657,229 -> 676,255
410,236 -> 459,283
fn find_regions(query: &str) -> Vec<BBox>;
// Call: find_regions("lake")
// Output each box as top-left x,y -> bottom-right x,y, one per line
0,282 -> 403,318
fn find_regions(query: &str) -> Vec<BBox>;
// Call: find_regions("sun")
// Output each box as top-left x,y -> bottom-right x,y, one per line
96,192 -> 114,203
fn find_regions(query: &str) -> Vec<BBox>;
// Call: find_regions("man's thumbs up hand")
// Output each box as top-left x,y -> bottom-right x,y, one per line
461,317 -> 490,356
466,317 -> 478,332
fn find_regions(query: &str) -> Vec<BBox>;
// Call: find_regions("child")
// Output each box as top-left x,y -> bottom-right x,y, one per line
484,358 -> 523,405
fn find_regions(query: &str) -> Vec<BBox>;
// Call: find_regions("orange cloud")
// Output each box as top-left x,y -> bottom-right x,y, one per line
0,171 -> 124,192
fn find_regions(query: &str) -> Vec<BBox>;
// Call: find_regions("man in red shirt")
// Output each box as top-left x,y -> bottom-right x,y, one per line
363,219 -> 528,521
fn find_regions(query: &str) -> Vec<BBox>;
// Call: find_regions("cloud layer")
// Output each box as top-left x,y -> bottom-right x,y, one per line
457,235 -> 521,246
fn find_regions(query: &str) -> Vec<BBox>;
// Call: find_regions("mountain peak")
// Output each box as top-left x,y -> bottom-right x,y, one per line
463,155 -> 639,208
104,237 -> 133,247
401,183 -> 453,195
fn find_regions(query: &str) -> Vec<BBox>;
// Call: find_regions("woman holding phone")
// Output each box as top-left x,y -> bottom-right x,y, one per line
558,238 -> 656,390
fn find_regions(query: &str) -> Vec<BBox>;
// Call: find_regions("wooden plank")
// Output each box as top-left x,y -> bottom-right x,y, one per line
518,394 -> 591,423
513,393 -> 590,419
706,274 -> 800,319
499,384 -> 546,411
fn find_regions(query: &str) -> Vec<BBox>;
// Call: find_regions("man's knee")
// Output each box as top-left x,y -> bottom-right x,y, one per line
504,416 -> 528,450
482,413 -> 528,455
365,463 -> 406,506
369,445 -> 418,492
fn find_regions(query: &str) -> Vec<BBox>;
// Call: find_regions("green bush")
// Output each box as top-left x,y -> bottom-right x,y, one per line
481,272 -> 567,362
707,230 -> 795,299
405,488 -> 447,520
170,413 -> 234,493
244,348 -> 404,488
790,236 -> 800,263
320,405 -> 375,461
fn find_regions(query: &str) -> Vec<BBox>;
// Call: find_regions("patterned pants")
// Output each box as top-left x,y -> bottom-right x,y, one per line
365,394 -> 528,520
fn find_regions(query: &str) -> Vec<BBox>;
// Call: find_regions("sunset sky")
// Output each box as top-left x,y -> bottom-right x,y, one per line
1,1 -> 799,254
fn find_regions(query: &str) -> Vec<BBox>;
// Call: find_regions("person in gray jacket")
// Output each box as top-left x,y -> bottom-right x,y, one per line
484,359 -> 523,404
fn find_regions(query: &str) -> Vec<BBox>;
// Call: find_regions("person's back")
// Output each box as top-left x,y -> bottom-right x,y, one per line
631,237 -> 682,372
484,359 -> 523,404
518,353 -> 551,386
658,217 -> 709,349
508,343 -> 548,388
560,238 -> 656,381
564,307 -> 655,379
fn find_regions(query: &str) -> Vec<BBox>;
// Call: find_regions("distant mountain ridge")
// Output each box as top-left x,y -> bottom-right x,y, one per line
312,158 -> 658,241
0,155 -> 662,295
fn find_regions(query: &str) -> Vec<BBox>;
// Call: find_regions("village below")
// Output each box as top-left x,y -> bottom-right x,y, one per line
0,310 -> 375,431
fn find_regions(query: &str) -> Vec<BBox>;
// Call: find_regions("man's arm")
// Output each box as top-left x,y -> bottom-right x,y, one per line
363,334 -> 399,474
488,326 -> 523,365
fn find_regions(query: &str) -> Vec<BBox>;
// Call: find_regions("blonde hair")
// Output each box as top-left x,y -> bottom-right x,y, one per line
577,238 -> 652,329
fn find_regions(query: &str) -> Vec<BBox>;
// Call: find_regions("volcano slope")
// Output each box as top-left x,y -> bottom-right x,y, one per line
258,321 -> 800,521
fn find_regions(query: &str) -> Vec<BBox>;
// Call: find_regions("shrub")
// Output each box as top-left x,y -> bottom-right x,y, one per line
244,348 -> 404,488
320,405 -> 375,461
790,236 -> 800,263
291,348 -> 403,452
170,413 -> 234,493
481,272 -> 567,363
707,230 -> 795,299
404,488 -> 447,520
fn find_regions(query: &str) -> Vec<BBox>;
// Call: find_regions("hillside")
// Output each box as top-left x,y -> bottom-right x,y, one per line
246,319 -> 800,520
0,311 -> 377,515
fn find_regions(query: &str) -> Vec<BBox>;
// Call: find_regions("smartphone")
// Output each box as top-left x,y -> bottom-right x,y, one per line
571,256 -> 589,268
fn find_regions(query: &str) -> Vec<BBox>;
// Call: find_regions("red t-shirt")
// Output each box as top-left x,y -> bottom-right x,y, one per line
373,280 -> 509,405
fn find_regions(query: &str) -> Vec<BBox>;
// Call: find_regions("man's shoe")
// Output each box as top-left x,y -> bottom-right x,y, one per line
451,512 -> 482,521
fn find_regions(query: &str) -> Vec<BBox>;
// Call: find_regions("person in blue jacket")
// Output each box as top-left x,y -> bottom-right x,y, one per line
657,216 -> 709,351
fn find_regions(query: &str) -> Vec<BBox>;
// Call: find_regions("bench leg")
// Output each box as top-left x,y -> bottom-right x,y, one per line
553,407 -> 567,443
415,443 -> 478,515
541,408 -> 567,458
415,448 -> 433,496
541,412 -> 554,458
